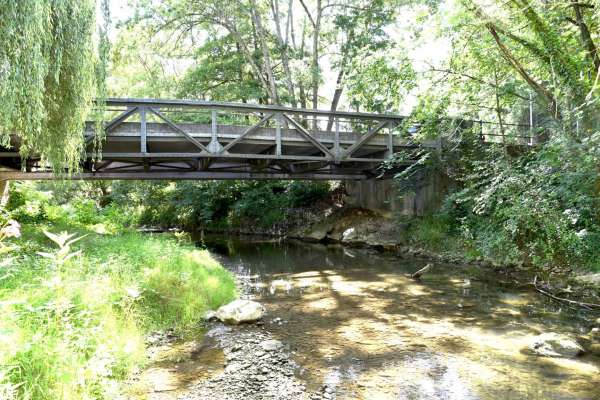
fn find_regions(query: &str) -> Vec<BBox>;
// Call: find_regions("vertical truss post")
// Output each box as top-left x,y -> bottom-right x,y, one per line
275,113 -> 282,156
334,117 -> 341,164
140,106 -> 147,154
209,109 -> 222,153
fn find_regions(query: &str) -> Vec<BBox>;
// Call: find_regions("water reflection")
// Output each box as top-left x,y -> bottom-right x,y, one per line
200,235 -> 600,400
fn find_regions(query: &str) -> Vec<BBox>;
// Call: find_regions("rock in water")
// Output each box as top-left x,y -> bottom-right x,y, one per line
216,300 -> 265,325
527,333 -> 584,358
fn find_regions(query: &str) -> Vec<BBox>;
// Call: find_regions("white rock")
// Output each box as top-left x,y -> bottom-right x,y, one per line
216,300 -> 265,325
269,279 -> 292,294
527,333 -> 584,358
260,339 -> 283,352
342,227 -> 356,241
204,311 -> 217,321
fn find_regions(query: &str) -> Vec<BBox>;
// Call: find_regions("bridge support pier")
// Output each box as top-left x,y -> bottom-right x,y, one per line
344,172 -> 451,217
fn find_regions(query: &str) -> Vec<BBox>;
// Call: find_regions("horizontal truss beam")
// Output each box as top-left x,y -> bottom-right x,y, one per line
0,171 -> 368,181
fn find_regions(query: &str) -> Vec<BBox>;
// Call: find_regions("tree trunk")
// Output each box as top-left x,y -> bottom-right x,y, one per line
250,0 -> 280,104
486,23 -> 560,119
571,0 -> 600,79
493,68 -> 506,141
0,180 -> 9,208
327,67 -> 345,131
311,1 -> 322,112
270,0 -> 297,107
299,0 -> 321,129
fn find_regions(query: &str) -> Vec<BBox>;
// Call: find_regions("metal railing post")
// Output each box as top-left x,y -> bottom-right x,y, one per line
208,109 -> 222,153
334,117 -> 341,163
140,106 -> 147,154
275,113 -> 282,156
386,123 -> 394,159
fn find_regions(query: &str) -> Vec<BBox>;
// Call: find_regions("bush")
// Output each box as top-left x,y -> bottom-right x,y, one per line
0,186 -> 237,399
286,181 -> 330,207
108,180 -> 333,230
6,183 -> 51,224
400,132 -> 600,271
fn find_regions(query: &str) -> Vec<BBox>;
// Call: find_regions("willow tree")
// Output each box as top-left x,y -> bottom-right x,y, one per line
0,0 -> 102,172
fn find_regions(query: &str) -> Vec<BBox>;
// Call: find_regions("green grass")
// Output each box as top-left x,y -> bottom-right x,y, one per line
401,214 -> 482,261
0,218 -> 236,399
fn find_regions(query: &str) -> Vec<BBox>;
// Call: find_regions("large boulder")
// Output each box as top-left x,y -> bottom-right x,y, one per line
215,300 -> 265,325
527,333 -> 584,358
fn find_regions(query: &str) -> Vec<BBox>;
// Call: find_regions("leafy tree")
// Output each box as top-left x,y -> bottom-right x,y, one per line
0,0 -> 107,172
125,0 -> 402,112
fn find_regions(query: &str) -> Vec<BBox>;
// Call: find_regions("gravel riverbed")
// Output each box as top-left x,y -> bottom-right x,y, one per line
177,323 -> 327,400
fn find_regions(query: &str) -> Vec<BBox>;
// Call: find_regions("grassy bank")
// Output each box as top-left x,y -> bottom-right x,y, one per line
0,185 -> 236,399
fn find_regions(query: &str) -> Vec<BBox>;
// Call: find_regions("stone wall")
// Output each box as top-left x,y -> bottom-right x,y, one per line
344,173 -> 449,217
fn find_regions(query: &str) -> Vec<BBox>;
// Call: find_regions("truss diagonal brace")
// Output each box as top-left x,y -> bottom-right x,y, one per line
86,106 -> 140,145
219,113 -> 274,154
283,114 -> 334,159
341,121 -> 388,159
149,108 -> 210,153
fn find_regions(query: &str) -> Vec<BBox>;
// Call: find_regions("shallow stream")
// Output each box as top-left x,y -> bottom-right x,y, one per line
134,235 -> 600,399
201,236 -> 600,400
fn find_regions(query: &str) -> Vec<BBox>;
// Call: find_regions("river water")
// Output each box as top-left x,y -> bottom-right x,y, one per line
198,235 -> 600,400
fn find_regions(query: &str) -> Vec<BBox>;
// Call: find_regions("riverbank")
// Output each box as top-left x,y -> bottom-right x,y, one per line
134,237 -> 600,400
192,202 -> 600,306
0,215 -> 236,399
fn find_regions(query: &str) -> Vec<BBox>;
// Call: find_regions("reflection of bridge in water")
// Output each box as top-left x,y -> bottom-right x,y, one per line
0,98 -> 535,181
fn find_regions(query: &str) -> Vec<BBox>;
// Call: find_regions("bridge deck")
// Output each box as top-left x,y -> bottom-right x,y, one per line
1,98 -> 438,180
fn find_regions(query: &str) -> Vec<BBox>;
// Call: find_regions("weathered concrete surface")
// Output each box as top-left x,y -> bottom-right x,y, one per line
344,172 -> 451,217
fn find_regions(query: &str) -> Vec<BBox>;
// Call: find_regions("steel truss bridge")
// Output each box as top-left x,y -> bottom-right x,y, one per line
0,98 -> 533,181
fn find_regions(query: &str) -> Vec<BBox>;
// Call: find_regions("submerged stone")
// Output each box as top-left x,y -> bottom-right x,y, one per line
527,333 -> 584,358
216,299 -> 265,325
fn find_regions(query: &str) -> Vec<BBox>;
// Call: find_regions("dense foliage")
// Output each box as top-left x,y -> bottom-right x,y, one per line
0,182 -> 236,399
106,180 -> 329,230
0,0 -> 109,172
390,0 -> 600,271
1,1 -> 600,396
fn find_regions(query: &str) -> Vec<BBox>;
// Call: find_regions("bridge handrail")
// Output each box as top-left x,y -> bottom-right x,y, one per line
99,98 -> 407,122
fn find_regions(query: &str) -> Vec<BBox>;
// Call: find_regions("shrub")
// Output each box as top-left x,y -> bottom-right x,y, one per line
286,181 -> 330,207
0,186 -> 237,399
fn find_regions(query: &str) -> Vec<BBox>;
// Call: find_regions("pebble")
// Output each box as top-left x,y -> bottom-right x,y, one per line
179,326 -> 312,400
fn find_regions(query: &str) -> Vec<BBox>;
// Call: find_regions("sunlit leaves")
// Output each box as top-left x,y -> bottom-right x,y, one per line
37,230 -> 87,268
0,0 -> 98,172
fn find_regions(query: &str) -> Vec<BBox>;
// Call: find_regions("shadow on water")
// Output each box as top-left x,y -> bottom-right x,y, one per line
200,235 -> 600,400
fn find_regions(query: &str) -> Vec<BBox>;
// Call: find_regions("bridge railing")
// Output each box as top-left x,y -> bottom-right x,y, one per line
89,98 -> 413,163
93,99 -> 539,149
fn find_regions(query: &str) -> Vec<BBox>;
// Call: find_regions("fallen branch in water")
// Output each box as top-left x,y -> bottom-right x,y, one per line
533,276 -> 600,310
411,263 -> 433,280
